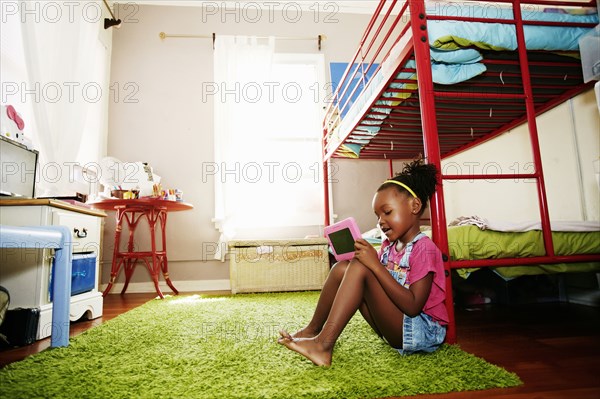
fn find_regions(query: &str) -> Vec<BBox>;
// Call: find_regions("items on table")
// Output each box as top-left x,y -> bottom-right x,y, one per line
152,184 -> 183,201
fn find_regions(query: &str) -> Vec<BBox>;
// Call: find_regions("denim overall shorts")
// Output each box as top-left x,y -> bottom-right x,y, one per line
381,233 -> 446,355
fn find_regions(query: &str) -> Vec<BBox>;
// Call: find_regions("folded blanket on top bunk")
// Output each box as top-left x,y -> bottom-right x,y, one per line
329,3 -> 598,158
427,3 -> 597,52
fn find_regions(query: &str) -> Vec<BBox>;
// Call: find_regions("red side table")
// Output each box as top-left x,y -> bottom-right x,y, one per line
89,198 -> 193,298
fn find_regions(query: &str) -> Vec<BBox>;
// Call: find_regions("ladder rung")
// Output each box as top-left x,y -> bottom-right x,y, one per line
434,91 -> 527,100
442,173 -> 538,180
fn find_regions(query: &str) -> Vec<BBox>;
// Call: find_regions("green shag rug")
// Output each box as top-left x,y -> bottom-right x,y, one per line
0,292 -> 521,399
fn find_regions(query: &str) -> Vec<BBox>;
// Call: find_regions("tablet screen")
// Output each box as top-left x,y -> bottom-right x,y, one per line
328,228 -> 356,255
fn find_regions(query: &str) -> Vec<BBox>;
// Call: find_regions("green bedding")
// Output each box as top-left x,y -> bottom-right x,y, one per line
446,226 -> 600,279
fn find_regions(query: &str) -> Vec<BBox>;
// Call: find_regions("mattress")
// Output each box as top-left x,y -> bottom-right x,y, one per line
446,225 -> 600,279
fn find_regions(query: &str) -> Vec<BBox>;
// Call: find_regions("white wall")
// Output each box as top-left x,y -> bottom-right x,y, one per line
106,3 -> 372,288
442,89 -> 600,223
329,159 -> 389,232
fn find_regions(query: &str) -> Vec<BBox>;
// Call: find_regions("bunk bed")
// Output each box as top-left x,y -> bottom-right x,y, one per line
321,0 -> 600,343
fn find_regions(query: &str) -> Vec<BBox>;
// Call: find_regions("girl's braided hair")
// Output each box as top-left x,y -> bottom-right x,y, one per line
378,157 -> 439,214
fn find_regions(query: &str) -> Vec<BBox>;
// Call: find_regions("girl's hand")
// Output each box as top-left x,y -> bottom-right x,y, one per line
354,239 -> 379,270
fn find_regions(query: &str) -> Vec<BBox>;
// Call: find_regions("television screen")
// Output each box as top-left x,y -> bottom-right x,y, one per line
0,136 -> 38,198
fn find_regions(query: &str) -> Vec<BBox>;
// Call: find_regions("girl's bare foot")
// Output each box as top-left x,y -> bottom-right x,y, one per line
279,336 -> 333,366
277,327 -> 318,343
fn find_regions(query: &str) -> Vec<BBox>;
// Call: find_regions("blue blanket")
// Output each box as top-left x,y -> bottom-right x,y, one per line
426,3 -> 598,52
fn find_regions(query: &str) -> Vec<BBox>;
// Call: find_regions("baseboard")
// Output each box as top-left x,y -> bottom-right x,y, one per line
101,279 -> 231,294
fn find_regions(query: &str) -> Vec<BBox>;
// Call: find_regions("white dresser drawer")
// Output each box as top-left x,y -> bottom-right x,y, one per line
51,210 -> 102,254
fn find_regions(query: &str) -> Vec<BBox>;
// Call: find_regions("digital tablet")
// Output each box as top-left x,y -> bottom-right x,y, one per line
324,217 -> 362,261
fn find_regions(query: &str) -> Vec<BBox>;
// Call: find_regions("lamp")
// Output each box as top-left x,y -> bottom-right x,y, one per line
102,0 -> 122,29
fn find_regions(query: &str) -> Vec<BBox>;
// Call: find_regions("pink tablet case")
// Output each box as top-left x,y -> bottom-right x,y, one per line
324,217 -> 362,261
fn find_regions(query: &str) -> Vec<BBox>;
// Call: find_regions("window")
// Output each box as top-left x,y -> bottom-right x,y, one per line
212,36 -> 325,239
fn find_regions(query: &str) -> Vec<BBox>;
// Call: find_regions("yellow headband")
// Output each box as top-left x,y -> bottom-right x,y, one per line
383,180 -> 417,198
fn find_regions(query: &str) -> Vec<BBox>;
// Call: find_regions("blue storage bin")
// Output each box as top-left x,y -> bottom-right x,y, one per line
50,252 -> 96,301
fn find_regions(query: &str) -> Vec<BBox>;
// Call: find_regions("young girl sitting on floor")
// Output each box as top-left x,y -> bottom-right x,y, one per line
279,159 -> 448,366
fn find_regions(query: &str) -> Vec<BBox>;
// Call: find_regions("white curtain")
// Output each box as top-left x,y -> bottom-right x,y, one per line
212,36 -> 325,259
2,1 -> 109,197
212,35 -> 276,259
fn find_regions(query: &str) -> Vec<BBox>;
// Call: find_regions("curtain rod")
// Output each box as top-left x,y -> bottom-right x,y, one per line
102,0 -> 116,20
158,32 -> 325,51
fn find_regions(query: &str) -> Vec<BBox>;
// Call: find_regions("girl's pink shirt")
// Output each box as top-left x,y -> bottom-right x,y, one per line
379,236 -> 449,325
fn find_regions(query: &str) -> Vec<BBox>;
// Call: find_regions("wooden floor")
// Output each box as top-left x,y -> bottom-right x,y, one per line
1,293 -> 599,398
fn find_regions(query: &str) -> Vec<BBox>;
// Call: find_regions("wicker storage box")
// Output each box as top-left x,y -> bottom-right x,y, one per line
228,238 -> 329,294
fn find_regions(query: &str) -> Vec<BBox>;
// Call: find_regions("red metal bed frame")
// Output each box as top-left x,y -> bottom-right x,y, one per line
322,0 -> 600,343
